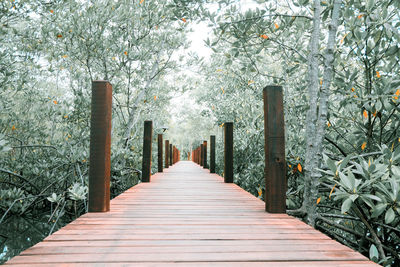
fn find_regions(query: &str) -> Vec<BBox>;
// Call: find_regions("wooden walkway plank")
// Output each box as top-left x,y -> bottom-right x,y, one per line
5,161 -> 377,266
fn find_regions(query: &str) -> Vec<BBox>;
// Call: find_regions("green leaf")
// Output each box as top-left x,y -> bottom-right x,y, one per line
371,203 -> 387,218
339,171 -> 355,190
362,194 -> 381,202
384,208 -> 395,224
325,155 -> 337,173
369,244 -> 379,262
341,198 -> 353,214
349,194 -> 359,202
339,155 -> 351,171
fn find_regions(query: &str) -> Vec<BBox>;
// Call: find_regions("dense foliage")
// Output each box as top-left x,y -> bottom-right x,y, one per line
1,0 -> 400,266
190,0 -> 400,265
0,0 -> 189,261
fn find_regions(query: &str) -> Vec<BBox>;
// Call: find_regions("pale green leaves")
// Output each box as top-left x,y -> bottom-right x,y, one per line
47,193 -> 62,203
384,208 -> 395,224
323,148 -> 400,225
339,171 -> 358,191
369,244 -> 379,262
341,197 -> 353,213
371,203 -> 387,218
68,183 -> 88,201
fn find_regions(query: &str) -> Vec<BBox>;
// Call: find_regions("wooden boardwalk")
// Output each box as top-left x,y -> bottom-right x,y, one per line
5,161 -> 377,266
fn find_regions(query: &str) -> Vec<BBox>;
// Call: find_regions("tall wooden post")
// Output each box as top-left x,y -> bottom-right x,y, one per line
210,135 -> 216,173
197,147 -> 200,164
141,121 -> 153,182
203,141 -> 207,169
89,81 -> 112,212
200,144 -> 204,167
175,147 -> 177,163
158,134 -> 163,172
224,122 -> 233,183
172,146 -> 176,164
169,144 -> 173,166
165,140 -> 169,168
263,85 -> 286,213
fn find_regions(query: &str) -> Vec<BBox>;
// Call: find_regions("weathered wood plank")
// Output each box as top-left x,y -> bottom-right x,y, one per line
4,262 -> 379,267
5,161 -> 376,266
7,251 -> 368,264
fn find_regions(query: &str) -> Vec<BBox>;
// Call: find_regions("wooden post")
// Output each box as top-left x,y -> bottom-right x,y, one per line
165,140 -> 169,168
141,121 -> 153,182
200,144 -> 204,167
224,122 -> 233,183
175,147 -> 177,163
158,134 -> 163,172
263,85 -> 286,213
210,135 -> 216,173
169,144 -> 173,166
89,81 -> 112,212
172,146 -> 176,164
197,147 -> 200,165
203,141 -> 207,169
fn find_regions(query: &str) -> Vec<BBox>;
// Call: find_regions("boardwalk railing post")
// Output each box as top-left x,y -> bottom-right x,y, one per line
172,146 -> 174,165
198,146 -> 200,165
158,134 -> 163,172
175,146 -> 177,163
203,140 -> 207,169
169,143 -> 173,166
200,144 -> 204,167
210,135 -> 216,173
89,81 -> 112,212
165,140 -> 169,168
224,122 -> 233,183
141,121 -> 153,182
263,85 -> 286,213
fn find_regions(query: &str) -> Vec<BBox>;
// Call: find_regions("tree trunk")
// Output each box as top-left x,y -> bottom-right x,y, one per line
302,0 -> 322,226
302,0 -> 342,226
